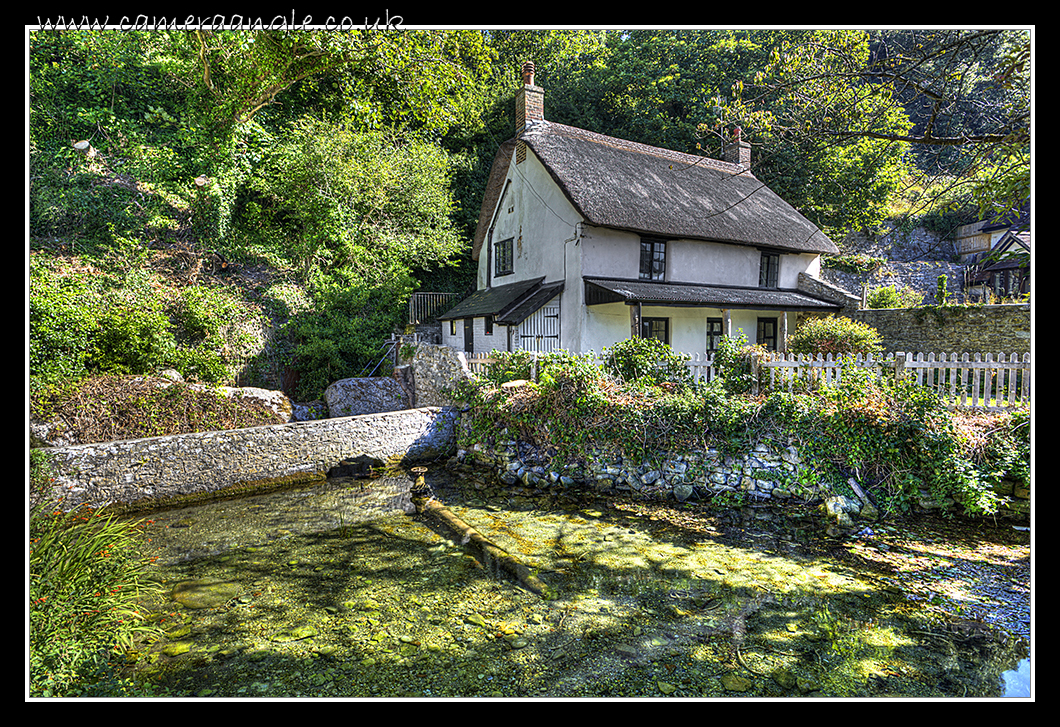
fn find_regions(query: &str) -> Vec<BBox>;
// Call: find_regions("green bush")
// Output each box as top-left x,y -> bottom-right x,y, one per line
478,348 -> 543,387
602,336 -> 693,391
243,117 -> 463,282
29,259 -> 104,387
788,364 -> 1002,515
788,316 -> 884,357
456,342 -> 1011,518
282,272 -> 415,400
167,285 -> 262,384
713,332 -> 766,395
90,303 -> 177,376
867,284 -> 923,309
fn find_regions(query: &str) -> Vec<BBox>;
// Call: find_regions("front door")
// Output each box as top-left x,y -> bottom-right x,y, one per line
463,317 -> 474,355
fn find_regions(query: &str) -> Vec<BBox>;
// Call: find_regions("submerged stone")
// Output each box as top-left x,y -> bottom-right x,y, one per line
171,579 -> 242,609
720,673 -> 754,692
272,624 -> 318,642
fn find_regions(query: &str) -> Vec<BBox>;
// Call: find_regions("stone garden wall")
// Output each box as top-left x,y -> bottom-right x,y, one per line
405,343 -> 474,407
456,428 -> 1030,523
850,304 -> 1031,355
41,407 -> 459,513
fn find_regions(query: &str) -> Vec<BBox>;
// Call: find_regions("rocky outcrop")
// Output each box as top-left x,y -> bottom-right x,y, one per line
29,372 -> 295,448
324,377 -> 409,418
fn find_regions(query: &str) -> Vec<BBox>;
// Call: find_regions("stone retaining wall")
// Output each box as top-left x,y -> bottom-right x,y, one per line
41,407 -> 459,512
407,343 -> 473,407
457,429 -> 1030,522
850,304 -> 1031,355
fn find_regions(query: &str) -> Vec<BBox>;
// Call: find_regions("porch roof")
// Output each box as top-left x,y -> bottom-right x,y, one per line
583,277 -> 842,312
438,277 -> 563,325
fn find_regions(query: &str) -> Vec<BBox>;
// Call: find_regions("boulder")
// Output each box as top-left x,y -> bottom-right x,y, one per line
822,494 -> 861,528
292,399 -> 330,421
214,385 -> 293,422
324,377 -> 409,418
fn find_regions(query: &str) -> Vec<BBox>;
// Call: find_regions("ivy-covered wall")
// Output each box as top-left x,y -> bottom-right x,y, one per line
850,303 -> 1030,354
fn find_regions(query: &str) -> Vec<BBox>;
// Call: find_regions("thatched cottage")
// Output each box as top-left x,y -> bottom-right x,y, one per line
439,61 -> 853,357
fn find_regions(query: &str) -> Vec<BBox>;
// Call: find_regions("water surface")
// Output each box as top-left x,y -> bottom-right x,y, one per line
128,467 -> 1030,699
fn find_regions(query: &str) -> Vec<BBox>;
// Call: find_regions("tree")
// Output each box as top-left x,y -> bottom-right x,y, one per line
147,29 -> 494,247
729,29 -> 1030,226
244,115 -> 463,284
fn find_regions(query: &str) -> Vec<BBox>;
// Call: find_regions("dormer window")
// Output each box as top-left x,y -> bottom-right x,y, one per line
759,252 -> 779,288
639,237 -> 667,281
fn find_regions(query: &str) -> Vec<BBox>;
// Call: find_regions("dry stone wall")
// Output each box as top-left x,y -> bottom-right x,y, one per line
41,407 -> 459,512
850,303 -> 1030,354
456,426 -> 1030,522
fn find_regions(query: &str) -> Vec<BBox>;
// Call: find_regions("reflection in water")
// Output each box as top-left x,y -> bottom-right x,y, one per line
139,475 -> 416,563
1001,658 -> 1031,697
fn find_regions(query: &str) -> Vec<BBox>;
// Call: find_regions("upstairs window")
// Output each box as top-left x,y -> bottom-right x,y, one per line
495,237 -> 514,276
759,252 -> 779,288
639,238 -> 666,281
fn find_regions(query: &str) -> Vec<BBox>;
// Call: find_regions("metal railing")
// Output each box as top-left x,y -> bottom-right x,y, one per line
408,292 -> 459,325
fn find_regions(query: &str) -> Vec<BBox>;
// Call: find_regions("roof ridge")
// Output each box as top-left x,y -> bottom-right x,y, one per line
531,122 -> 746,175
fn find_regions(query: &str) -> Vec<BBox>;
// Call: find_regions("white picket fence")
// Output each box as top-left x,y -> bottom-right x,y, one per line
755,351 -> 1030,411
464,350 -> 1030,411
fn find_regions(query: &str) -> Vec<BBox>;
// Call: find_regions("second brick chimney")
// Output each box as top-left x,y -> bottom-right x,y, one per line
723,126 -> 751,172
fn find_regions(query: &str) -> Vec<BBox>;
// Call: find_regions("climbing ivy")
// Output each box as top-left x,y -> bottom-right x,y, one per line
455,343 -> 1022,517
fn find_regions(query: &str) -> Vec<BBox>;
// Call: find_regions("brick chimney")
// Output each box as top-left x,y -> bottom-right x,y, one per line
515,60 -> 544,133
723,127 -> 751,171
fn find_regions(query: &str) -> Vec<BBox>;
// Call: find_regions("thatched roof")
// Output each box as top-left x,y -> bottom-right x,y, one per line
473,122 -> 839,260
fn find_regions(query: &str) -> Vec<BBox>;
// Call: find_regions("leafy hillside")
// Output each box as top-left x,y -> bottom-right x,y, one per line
28,29 -> 1029,404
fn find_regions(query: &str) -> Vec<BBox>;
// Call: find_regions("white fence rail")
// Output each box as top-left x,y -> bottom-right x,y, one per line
464,350 -> 1030,412
754,351 -> 1030,411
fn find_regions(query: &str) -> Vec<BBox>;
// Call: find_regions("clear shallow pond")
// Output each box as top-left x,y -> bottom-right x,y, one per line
126,466 -> 1030,699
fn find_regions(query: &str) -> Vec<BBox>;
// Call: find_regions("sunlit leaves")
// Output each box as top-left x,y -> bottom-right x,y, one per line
245,116 -> 463,284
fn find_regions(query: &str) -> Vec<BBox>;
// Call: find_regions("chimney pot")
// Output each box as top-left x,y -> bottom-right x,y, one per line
522,60 -> 536,86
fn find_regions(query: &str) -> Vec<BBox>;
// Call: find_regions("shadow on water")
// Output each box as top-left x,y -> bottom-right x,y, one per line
125,466 -> 1030,699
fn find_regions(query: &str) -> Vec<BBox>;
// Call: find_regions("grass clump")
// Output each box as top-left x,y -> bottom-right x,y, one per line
29,453 -> 164,697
